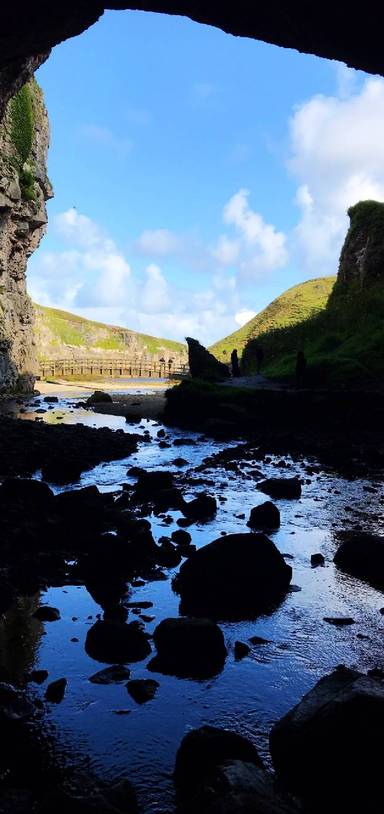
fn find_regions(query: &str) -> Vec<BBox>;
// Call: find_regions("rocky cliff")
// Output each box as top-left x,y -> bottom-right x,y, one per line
337,201 -> 384,290
0,78 -> 52,392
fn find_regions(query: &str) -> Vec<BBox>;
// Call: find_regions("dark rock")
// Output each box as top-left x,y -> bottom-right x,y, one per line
182,493 -> 217,520
172,457 -> 188,467
156,538 -> 182,568
43,396 -> 58,403
182,759 -> 302,814
26,669 -> 49,684
175,533 -> 292,619
0,477 -> 54,510
249,635 -> 270,645
323,616 -> 355,626
33,605 -> 60,622
150,617 -> 227,678
311,553 -> 325,566
334,533 -> 384,589
86,390 -> 113,404
134,469 -> 174,498
85,619 -> 151,663
45,677 -> 67,703
257,478 -> 301,499
172,529 -> 192,546
126,678 -> 159,704
89,665 -> 131,684
187,337 -> 230,381
174,725 -> 263,795
247,501 -> 280,530
270,666 -> 384,808
234,641 -> 250,660
173,437 -> 197,446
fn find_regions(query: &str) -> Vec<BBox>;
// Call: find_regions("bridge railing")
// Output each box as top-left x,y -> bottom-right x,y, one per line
38,358 -> 189,379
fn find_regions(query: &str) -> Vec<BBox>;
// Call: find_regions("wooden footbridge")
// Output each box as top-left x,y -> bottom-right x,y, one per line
38,357 -> 189,380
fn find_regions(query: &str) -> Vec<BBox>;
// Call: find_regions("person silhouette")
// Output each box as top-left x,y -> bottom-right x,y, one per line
255,345 -> 264,375
296,350 -> 307,388
231,348 -> 240,377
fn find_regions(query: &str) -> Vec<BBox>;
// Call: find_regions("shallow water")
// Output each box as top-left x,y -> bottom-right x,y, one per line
1,392 -> 384,812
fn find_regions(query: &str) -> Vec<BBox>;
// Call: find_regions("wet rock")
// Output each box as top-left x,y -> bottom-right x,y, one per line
234,641 -> 250,660
89,665 -> 131,685
172,529 -> 192,546
37,775 -> 138,814
126,678 -> 159,704
172,457 -> 188,467
173,437 -> 197,446
45,677 -> 67,703
33,606 -> 60,622
269,666 -> 384,809
311,553 -> 325,567
134,470 -> 174,497
25,669 -> 49,684
150,617 -> 227,678
153,487 -> 185,511
157,429 -> 166,438
247,501 -> 280,530
103,605 -> 129,623
174,725 -> 263,795
180,760 -> 302,814
0,682 -> 33,721
175,533 -> 292,619
156,538 -> 182,568
182,493 -> 217,520
43,396 -> 58,403
249,635 -> 270,645
86,390 -> 113,404
0,477 -> 54,510
323,616 -> 355,626
85,619 -> 151,664
334,532 -> 384,589
257,478 -> 301,500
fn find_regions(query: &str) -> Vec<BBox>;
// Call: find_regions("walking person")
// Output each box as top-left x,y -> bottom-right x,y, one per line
255,345 -> 264,375
231,348 -> 240,377
295,350 -> 307,388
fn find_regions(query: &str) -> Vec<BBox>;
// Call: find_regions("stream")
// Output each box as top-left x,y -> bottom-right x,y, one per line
1,387 -> 383,813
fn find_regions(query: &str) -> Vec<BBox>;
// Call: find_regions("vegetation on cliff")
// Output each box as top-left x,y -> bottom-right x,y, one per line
34,303 -> 187,360
9,81 -> 36,200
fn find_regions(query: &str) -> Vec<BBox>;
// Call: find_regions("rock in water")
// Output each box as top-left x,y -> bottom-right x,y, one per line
85,620 -> 151,664
182,493 -> 217,520
311,552 -> 325,567
186,337 -> 230,381
33,606 -> 60,622
126,679 -> 159,704
247,501 -> 280,530
269,666 -> 384,810
334,532 -> 384,589
150,617 -> 227,678
45,677 -> 67,703
174,533 -> 292,619
174,725 -> 263,795
89,665 -> 131,685
257,478 -> 302,499
86,390 -> 113,404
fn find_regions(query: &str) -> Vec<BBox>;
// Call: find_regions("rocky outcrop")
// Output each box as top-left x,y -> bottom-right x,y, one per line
187,337 -> 230,382
337,201 -> 384,290
0,77 -> 52,392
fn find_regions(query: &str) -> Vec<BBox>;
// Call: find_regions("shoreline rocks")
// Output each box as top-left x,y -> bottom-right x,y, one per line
149,617 -> 227,678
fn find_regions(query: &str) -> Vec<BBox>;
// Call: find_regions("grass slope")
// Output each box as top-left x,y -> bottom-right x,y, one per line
210,277 -> 336,360
34,304 -> 186,359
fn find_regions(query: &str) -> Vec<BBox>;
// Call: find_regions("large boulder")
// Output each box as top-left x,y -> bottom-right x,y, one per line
178,760 -> 302,814
187,337 -> 230,381
86,390 -> 113,405
150,617 -> 227,678
85,619 -> 151,663
269,666 -> 384,809
334,532 -> 384,589
182,493 -> 217,520
247,501 -> 280,530
0,478 -> 54,511
174,725 -> 262,795
257,478 -> 301,499
174,533 -> 292,619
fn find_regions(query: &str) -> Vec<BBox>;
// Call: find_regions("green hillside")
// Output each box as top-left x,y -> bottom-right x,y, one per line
34,304 -> 186,360
210,277 -> 336,360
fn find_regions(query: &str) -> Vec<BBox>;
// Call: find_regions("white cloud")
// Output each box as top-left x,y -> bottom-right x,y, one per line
135,228 -> 182,257
212,235 -> 240,266
222,189 -> 288,275
141,264 -> 170,313
289,76 -> 384,273
235,309 -> 256,327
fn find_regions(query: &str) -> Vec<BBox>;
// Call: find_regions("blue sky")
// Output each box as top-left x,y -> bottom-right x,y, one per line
27,10 -> 384,343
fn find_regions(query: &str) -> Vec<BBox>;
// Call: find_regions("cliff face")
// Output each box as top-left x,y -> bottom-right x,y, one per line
0,78 -> 52,392
337,201 -> 384,291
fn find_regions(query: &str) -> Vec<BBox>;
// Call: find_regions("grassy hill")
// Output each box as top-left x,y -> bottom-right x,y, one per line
210,277 -> 336,360
34,304 -> 187,360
